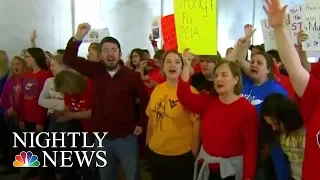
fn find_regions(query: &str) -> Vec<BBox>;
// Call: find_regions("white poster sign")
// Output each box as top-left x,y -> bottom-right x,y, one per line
302,2 -> 320,51
83,28 -> 110,43
261,16 -> 291,51
288,5 -> 303,46
151,16 -> 160,39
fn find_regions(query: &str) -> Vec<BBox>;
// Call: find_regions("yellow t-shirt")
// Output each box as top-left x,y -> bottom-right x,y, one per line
146,82 -> 200,156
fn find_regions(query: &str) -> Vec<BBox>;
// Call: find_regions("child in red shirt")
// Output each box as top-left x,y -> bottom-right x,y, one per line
54,69 -> 93,132
53,69 -> 93,179
140,50 -> 166,95
20,48 -> 51,180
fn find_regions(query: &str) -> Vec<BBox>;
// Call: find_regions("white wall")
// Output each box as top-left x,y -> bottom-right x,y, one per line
73,0 -> 318,60
0,0 -> 73,59
75,0 -> 158,59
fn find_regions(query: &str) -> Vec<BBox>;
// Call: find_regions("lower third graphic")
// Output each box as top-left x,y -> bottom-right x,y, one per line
13,151 -> 40,167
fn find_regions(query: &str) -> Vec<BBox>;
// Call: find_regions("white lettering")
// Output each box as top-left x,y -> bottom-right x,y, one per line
37,132 -> 50,148
96,150 -> 107,167
67,132 -> 81,148
12,132 -> 27,148
29,132 -> 36,148
60,151 -> 73,167
52,132 -> 66,148
93,132 -> 108,148
82,132 -> 94,148
42,151 -> 57,167
74,151 -> 94,167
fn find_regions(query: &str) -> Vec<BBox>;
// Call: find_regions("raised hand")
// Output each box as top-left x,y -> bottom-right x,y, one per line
297,30 -> 309,45
236,25 -> 256,47
75,23 -> 91,41
140,60 -> 148,69
149,34 -> 153,41
182,48 -> 194,67
244,24 -> 256,39
263,0 -> 288,29
30,30 -> 37,41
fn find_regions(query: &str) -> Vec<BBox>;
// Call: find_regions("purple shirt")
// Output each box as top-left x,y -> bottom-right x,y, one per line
1,75 -> 23,119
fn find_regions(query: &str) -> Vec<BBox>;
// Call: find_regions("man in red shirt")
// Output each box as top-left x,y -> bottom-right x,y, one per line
63,23 -> 149,180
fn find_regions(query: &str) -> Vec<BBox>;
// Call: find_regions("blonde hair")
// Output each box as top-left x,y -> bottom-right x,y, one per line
9,56 -> 28,77
54,69 -> 86,94
51,54 -> 64,65
20,49 -> 27,59
0,50 -> 9,78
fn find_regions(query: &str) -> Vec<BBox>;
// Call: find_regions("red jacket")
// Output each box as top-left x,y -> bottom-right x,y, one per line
63,38 -> 149,138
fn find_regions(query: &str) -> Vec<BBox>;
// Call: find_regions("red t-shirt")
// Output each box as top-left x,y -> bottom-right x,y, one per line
177,78 -> 258,179
273,62 -> 299,102
145,68 -> 166,95
147,59 -> 156,68
64,79 -> 93,132
20,69 -> 51,125
193,63 -> 202,73
311,62 -> 320,79
278,74 -> 299,102
299,74 -> 320,179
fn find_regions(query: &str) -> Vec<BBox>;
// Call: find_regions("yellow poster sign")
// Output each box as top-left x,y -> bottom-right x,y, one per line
173,0 -> 217,55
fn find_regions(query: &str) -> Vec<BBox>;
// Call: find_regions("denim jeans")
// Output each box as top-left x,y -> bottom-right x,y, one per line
94,134 -> 140,180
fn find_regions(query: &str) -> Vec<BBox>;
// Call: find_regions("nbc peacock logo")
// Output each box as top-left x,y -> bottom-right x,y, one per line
13,151 -> 40,167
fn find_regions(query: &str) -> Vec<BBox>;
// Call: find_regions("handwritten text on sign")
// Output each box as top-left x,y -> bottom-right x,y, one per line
261,16 -> 291,51
161,14 -> 178,51
174,0 -> 217,55
302,2 -> 320,51
289,5 -> 303,45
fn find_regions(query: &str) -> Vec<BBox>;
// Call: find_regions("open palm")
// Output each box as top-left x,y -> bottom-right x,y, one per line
263,0 -> 288,28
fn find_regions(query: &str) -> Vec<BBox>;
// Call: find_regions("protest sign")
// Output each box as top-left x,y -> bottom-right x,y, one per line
288,4 -> 303,45
83,28 -> 110,43
161,14 -> 178,51
174,0 -> 217,55
261,16 -> 291,51
302,1 -> 320,51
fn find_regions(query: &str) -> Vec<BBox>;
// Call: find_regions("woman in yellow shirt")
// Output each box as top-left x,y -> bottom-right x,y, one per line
146,50 -> 200,180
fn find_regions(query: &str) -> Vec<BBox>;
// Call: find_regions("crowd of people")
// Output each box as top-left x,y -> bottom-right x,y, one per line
0,0 -> 319,180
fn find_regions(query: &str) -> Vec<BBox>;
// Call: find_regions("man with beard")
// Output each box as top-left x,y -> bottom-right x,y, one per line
63,23 -> 149,180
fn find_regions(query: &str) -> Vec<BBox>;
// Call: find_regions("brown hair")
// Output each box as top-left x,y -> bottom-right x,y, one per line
89,43 -> 100,52
9,56 -> 28,77
213,60 -> 243,95
253,52 -> 275,79
162,50 -> 184,66
154,49 -> 165,60
200,51 -> 222,65
129,48 -> 144,68
161,50 -> 184,78
51,54 -> 64,65
0,50 -> 9,78
54,69 -> 86,94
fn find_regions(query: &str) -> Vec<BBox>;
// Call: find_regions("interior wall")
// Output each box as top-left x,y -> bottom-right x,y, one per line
75,0 -> 157,59
74,0 -> 316,60
0,0 -> 73,59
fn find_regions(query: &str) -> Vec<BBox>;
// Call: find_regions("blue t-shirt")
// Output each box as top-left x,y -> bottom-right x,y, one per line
240,74 -> 288,116
241,74 -> 290,180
